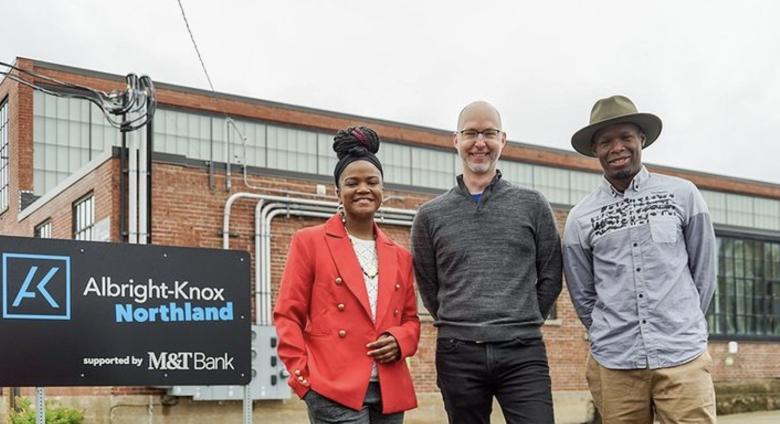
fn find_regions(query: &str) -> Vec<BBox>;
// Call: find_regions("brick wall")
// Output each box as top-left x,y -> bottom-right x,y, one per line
0,58 -> 34,236
146,161 -> 780,393
2,156 -> 780,396
17,159 -> 118,240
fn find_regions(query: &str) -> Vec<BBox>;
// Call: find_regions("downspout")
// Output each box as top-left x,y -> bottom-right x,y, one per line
225,118 -> 232,191
138,112 -> 148,244
128,120 -> 138,243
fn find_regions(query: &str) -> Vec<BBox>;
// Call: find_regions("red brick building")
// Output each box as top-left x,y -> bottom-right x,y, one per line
1,57 -> 779,422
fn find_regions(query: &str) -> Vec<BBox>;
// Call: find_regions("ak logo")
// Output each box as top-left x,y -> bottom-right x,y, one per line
2,253 -> 71,320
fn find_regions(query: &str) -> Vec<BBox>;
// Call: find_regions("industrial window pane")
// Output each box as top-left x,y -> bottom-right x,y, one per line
200,115 -> 214,161
249,121 -> 268,167
56,119 -> 68,146
56,145 -> 69,172
67,98 -> 81,121
227,118 -> 266,167
754,198 -> 780,231
726,194 -> 754,228
153,109 -> 213,162
211,116 -> 229,163
708,235 -> 780,338
570,170 -> 603,204
533,166 -> 570,205
376,143 -> 412,185
267,126 -> 318,173
501,161 -> 533,188
33,92 -> 119,195
317,133 -> 337,176
91,105 -> 120,154
44,92 -> 57,117
411,148 -> 454,190
33,92 -> 44,115
701,190 -> 727,225
73,194 -> 95,241
55,97 -> 69,120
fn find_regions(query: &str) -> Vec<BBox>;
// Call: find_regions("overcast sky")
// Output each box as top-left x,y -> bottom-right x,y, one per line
3,0 -> 779,184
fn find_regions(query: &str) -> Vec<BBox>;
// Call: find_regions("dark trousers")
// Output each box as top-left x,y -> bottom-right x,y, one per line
436,336 -> 555,424
304,382 -> 403,424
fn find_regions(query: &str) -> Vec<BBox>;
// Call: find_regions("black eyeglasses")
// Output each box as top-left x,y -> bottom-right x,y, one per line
457,128 -> 503,140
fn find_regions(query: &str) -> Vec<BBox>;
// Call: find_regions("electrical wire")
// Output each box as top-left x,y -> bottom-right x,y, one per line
0,61 -> 156,132
176,0 -> 216,92
175,0 -> 261,188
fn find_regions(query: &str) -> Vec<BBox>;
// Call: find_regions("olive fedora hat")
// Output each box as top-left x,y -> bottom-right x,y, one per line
571,95 -> 662,157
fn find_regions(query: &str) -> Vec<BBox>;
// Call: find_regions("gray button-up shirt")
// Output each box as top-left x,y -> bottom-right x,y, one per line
563,166 -> 716,369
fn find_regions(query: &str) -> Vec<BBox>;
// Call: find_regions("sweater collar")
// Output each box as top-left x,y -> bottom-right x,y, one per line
455,169 -> 504,196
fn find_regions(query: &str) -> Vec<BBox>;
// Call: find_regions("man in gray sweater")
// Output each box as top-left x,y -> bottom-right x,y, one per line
411,101 -> 562,424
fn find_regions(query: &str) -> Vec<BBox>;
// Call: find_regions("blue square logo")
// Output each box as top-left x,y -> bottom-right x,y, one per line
2,253 -> 71,320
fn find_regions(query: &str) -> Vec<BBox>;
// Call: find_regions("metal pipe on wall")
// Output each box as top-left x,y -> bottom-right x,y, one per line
138,113 -> 148,245
225,119 -> 232,191
222,192 -> 417,325
128,121 -> 138,243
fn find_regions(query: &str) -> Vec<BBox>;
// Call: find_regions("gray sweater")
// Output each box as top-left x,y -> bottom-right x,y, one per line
411,171 -> 562,341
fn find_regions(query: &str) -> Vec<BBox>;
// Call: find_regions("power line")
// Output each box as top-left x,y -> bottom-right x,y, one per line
176,0 -> 216,93
174,0 -> 251,189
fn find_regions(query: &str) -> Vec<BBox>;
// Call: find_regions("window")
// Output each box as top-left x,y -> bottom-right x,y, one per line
411,148 -> 454,190
34,220 -> 52,238
726,194 -> 754,228
501,161 -> 533,188
0,97 -> 9,212
569,171 -> 603,204
73,193 -> 95,240
266,125 -> 318,174
33,92 -> 120,195
376,143 -> 412,185
533,166 -> 570,205
707,235 -> 780,338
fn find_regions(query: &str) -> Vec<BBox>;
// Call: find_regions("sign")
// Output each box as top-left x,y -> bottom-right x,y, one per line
0,236 -> 251,386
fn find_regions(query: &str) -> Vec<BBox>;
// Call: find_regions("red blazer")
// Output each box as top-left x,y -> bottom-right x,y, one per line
273,215 -> 420,413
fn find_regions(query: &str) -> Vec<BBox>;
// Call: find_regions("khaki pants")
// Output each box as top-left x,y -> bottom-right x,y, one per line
586,351 -> 716,424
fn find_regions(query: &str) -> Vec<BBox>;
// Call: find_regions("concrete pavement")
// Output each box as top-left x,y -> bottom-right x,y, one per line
717,409 -> 780,423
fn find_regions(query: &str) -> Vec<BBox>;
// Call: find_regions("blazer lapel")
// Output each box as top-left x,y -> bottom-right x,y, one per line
374,224 -> 398,326
324,215 -> 372,320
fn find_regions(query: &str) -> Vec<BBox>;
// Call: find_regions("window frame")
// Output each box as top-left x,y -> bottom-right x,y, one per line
34,219 -> 53,238
72,192 -> 95,241
708,229 -> 780,341
0,96 -> 10,214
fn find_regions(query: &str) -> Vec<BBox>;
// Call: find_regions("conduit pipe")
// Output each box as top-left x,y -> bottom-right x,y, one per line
256,202 -> 415,325
222,192 -> 416,326
223,192 -> 415,249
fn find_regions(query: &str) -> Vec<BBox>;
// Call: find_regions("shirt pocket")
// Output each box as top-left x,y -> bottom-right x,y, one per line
649,217 -> 679,243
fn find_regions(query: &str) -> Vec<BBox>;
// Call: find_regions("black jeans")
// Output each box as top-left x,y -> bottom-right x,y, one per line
436,336 -> 554,424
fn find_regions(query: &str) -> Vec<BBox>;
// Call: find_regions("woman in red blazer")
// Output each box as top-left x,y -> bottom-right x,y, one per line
274,127 -> 420,423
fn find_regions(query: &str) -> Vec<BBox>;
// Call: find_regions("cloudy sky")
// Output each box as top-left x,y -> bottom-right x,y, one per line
3,0 -> 779,183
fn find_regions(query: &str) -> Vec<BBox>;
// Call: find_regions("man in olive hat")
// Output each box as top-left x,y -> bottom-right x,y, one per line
563,95 -> 717,423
